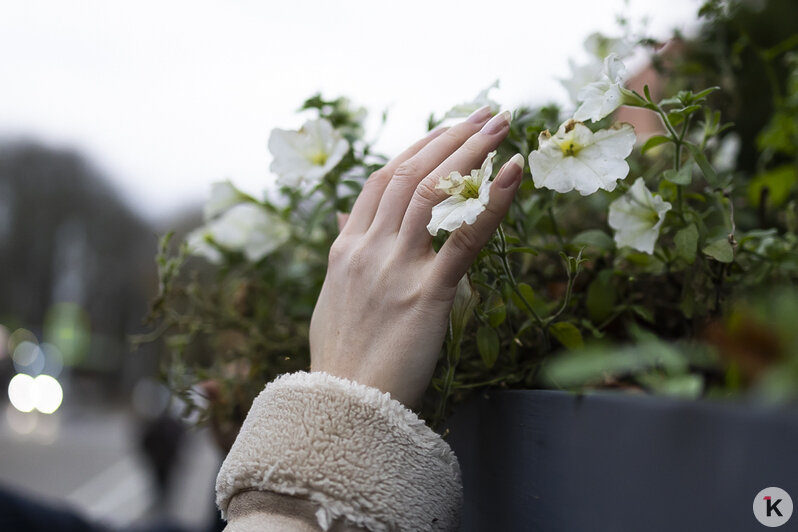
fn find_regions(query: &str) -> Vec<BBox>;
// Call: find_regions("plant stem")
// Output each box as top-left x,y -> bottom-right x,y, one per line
496,225 -> 544,328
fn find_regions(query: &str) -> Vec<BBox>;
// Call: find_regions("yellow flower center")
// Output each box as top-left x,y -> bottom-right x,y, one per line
560,140 -> 583,157
461,178 -> 481,199
309,151 -> 328,166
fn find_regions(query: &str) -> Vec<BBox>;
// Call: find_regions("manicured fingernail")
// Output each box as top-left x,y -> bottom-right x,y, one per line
509,153 -> 525,171
481,110 -> 511,135
496,153 -> 524,189
466,105 -> 493,124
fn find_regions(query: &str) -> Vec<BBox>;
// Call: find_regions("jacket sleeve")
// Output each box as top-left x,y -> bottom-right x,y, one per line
215,371 -> 463,531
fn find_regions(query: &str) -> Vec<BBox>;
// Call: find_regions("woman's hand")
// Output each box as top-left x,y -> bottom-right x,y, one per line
310,106 -> 524,407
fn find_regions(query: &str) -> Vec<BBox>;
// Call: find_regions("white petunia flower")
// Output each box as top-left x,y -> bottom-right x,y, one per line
186,227 -> 224,264
573,54 -> 627,123
268,118 -> 349,191
204,180 -> 250,221
427,152 -> 497,236
608,177 -> 672,254
443,80 -> 500,120
207,203 -> 290,262
560,59 -> 604,105
529,120 -> 636,196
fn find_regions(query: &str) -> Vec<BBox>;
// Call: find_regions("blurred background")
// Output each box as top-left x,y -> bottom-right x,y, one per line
0,0 -> 701,529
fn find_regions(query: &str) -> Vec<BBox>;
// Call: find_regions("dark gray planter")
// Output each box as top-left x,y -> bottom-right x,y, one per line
445,390 -> 798,532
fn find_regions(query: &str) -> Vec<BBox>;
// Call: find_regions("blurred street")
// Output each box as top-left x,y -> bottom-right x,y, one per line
0,400 -> 223,530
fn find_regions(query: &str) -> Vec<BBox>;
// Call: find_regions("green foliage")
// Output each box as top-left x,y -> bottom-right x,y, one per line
146,0 -> 798,430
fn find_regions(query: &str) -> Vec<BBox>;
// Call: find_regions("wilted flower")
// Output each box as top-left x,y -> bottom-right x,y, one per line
204,180 -> 251,221
450,274 -> 479,342
443,80 -> 500,120
608,177 -> 672,254
573,54 -> 627,123
268,118 -> 349,191
529,120 -> 636,195
427,151 -> 498,236
192,203 -> 290,262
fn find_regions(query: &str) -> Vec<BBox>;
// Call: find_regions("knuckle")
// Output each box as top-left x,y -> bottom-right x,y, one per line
448,226 -> 482,254
366,168 -> 391,186
327,237 -> 349,265
393,159 -> 421,181
413,178 -> 440,204
344,243 -> 370,275
459,139 -> 484,159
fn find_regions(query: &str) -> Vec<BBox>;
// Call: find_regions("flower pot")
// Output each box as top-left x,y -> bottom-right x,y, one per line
446,390 -> 798,531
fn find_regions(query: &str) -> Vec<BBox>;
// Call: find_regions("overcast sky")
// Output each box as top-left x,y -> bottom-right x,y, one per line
0,0 -> 700,225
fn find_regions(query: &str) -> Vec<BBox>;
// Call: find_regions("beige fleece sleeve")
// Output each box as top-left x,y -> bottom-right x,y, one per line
215,371 -> 463,532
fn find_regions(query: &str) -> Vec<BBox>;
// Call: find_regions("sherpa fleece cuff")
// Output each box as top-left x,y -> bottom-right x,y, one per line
215,371 -> 463,531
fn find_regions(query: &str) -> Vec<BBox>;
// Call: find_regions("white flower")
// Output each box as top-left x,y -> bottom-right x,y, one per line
427,152 -> 497,236
268,118 -> 349,191
573,54 -> 627,123
560,59 -> 603,105
529,120 -> 636,195
443,80 -> 500,119
198,203 -> 290,262
186,226 -> 223,264
204,180 -> 249,221
608,177 -> 672,254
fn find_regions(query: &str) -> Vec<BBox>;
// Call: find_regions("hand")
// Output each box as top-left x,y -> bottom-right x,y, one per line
309,106 -> 523,407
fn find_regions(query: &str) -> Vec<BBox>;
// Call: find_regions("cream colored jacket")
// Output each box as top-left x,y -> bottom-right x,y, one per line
215,371 -> 463,531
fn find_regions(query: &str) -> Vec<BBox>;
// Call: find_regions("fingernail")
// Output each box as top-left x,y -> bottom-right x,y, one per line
496,153 -> 524,189
466,105 -> 493,124
509,153 -> 525,171
481,110 -> 511,135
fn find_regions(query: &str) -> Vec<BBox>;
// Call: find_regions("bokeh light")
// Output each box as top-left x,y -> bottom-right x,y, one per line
5,405 -> 37,435
34,375 -> 64,414
7,327 -> 37,354
43,302 -> 90,366
8,374 -> 37,413
12,340 -> 45,375
7,373 -> 64,414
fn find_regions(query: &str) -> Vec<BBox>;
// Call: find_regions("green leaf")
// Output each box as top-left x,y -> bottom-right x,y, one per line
641,135 -> 672,154
663,162 -> 693,185
549,322 -> 584,349
486,295 -> 506,328
747,165 -> 797,208
667,110 -> 685,127
703,237 -> 734,263
674,224 -> 699,264
510,283 -> 535,314
692,86 -> 720,101
572,229 -> 614,252
630,305 -> 655,323
477,326 -> 500,368
687,144 -> 720,187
